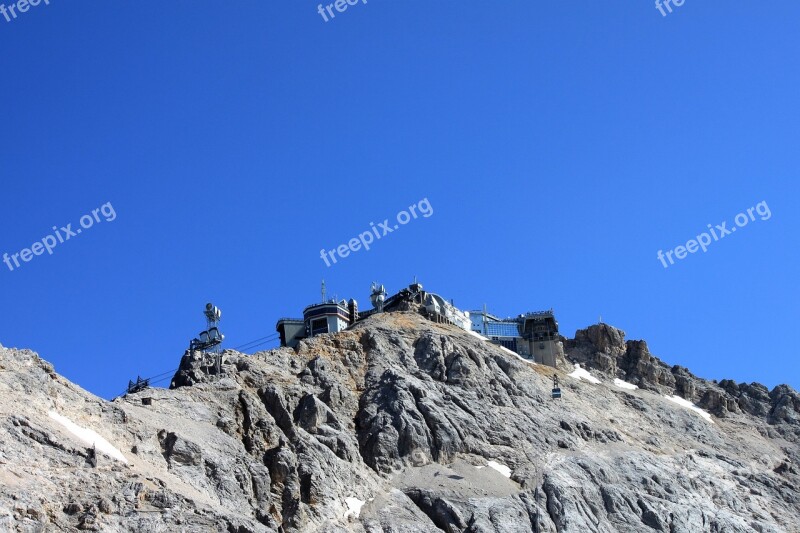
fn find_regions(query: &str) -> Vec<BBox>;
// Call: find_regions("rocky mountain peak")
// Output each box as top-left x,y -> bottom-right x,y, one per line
1,311 -> 798,532
564,322 -> 800,432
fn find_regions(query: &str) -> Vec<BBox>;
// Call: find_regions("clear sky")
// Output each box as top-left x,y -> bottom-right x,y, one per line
1,1 -> 798,399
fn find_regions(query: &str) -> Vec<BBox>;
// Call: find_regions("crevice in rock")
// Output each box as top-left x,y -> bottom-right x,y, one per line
449,392 -> 477,418
408,385 -> 441,462
299,471 -> 312,504
543,477 -> 564,531
258,385 -> 297,442
636,498 -> 664,531
440,337 -> 449,383
238,391 -> 254,453
404,489 -> 463,532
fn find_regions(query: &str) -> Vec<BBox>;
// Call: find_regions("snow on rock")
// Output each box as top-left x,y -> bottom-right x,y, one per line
467,330 -> 536,364
47,411 -> 128,463
613,378 -> 638,390
568,364 -> 601,384
344,497 -> 366,519
486,460 -> 512,478
664,395 -> 714,424
499,345 -> 536,364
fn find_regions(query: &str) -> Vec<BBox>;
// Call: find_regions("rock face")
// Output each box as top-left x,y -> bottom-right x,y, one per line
564,323 -> 800,433
563,324 -> 676,390
1,313 -> 799,532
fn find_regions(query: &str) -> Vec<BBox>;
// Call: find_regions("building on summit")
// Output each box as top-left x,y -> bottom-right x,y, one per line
276,281 -> 358,349
276,280 -> 562,367
469,308 -> 562,366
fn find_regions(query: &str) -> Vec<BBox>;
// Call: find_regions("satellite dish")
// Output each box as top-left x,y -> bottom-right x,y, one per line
370,282 -> 387,308
205,303 -> 222,322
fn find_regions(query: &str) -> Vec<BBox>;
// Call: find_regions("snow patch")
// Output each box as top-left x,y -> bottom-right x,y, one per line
344,497 -> 366,519
499,345 -> 535,364
486,460 -> 512,478
664,395 -> 714,424
467,330 -> 536,364
48,411 -> 127,463
568,364 -> 601,384
614,378 -> 639,390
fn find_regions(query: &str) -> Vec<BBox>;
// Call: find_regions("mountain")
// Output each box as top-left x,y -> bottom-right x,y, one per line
1,310 -> 798,532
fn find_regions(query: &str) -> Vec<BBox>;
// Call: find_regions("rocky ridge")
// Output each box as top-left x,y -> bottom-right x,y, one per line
563,323 -> 800,430
0,313 -> 798,532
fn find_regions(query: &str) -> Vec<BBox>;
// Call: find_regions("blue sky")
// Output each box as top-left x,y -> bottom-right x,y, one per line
1,1 -> 798,399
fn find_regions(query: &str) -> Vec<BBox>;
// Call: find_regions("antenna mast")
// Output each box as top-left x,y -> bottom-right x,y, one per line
189,303 -> 225,375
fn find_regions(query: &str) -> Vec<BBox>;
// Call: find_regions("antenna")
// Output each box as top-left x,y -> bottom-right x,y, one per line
189,303 -> 225,374
321,279 -> 327,303
370,282 -> 386,312
206,303 -> 224,374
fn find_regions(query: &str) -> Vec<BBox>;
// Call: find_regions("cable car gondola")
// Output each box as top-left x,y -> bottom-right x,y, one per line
551,375 -> 562,399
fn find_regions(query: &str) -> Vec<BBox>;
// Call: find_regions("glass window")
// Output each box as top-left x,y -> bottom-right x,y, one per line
487,322 -> 519,337
311,318 -> 328,336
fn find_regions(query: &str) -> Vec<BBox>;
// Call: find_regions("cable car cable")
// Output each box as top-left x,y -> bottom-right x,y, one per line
117,331 -> 281,398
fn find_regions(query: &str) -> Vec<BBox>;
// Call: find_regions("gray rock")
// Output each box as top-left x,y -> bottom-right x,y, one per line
0,312 -> 797,532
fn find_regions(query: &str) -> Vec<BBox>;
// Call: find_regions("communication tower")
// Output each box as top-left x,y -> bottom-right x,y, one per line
189,303 -> 225,374
370,282 -> 386,312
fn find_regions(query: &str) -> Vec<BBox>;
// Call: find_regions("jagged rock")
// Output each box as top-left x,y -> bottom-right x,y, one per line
769,385 -> 800,424
564,325 -> 800,434
404,489 -> 467,531
97,497 -> 114,515
77,505 -> 100,531
698,387 -> 739,417
159,430 -> 202,466
564,324 -> 678,391
0,313 -> 798,532
63,503 -> 82,516
622,340 -> 677,390
294,393 -> 335,433
569,324 -> 627,358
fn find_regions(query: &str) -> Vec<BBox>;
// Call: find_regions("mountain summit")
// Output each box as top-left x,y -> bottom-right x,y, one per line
1,312 -> 798,532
